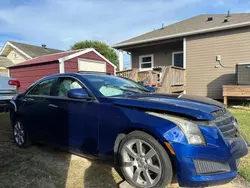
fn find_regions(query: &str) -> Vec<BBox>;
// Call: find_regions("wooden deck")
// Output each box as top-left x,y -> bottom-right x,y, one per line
223,85 -> 250,105
116,66 -> 186,94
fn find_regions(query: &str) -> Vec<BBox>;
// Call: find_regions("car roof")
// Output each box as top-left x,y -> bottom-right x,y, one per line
42,73 -> 113,80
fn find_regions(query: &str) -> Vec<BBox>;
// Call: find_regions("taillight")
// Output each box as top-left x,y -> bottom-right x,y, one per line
8,80 -> 20,87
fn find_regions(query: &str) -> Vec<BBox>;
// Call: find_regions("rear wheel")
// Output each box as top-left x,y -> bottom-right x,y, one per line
13,120 -> 31,148
118,131 -> 173,188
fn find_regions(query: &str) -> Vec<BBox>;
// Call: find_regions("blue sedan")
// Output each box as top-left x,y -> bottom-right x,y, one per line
9,73 -> 249,188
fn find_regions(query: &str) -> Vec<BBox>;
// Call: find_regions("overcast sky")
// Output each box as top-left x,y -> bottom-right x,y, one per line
0,0 -> 249,67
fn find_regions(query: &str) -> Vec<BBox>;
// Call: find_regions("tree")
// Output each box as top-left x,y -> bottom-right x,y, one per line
71,40 -> 119,67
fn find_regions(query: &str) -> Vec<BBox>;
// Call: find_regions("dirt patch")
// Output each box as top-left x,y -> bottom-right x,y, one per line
0,112 -> 249,188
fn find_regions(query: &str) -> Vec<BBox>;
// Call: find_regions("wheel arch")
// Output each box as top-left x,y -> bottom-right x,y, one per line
113,127 -> 177,177
9,102 -> 17,126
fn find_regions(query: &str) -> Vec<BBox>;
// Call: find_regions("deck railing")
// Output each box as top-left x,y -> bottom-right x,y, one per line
116,66 -> 186,93
116,69 -> 133,78
171,66 -> 186,86
137,70 -> 158,86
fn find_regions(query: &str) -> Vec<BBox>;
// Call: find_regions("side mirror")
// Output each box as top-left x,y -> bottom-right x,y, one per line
67,88 -> 92,99
144,86 -> 156,93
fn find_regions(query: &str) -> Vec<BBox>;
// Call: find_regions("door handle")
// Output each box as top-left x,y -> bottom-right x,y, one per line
48,104 -> 58,108
23,98 -> 35,104
23,98 -> 34,102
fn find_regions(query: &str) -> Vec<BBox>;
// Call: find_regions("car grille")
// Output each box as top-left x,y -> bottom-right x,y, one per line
212,109 -> 238,138
194,159 -> 230,175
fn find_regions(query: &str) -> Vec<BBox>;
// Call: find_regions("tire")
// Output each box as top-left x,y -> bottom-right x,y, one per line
118,131 -> 173,188
12,119 -> 31,148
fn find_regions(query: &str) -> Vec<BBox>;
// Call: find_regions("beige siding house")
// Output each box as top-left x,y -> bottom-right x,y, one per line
113,13 -> 250,99
6,49 -> 28,64
0,41 -> 63,76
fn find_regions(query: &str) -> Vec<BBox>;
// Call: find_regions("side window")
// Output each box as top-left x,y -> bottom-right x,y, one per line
55,77 -> 83,98
28,79 -> 55,96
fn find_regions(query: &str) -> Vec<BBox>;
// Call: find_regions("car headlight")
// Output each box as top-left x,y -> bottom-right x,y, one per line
146,112 -> 206,145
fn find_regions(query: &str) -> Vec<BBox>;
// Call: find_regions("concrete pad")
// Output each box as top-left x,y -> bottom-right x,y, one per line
119,181 -> 134,188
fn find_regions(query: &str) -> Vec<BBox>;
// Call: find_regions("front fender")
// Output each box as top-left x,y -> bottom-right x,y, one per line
98,105 -> 187,163
120,108 -> 188,145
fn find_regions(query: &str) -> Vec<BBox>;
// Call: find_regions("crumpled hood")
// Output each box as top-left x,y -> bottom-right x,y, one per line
111,93 -> 225,120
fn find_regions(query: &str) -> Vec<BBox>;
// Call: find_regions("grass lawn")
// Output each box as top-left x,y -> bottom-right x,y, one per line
229,108 -> 250,182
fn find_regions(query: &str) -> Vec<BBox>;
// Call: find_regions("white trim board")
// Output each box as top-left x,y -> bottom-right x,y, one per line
91,49 -> 117,68
78,58 -> 106,64
59,59 -> 65,73
237,62 -> 250,65
183,38 -> 186,69
139,54 -> 154,71
0,41 -> 32,59
58,48 -> 117,73
172,51 -> 184,68
59,48 -> 117,68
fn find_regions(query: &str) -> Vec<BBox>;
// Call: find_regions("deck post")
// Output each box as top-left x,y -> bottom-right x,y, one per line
223,96 -> 228,105
119,50 -> 124,71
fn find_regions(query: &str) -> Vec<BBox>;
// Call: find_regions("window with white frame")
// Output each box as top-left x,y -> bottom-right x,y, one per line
172,51 -> 184,68
139,54 -> 153,70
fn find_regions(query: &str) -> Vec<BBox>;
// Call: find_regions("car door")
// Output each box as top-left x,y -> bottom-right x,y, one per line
49,76 -> 99,157
19,78 -> 57,143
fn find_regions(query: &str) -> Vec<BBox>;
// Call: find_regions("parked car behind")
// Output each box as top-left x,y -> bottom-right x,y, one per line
9,73 -> 249,188
0,76 -> 20,112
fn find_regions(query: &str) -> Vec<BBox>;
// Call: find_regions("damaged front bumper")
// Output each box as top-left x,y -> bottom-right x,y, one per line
168,126 -> 249,187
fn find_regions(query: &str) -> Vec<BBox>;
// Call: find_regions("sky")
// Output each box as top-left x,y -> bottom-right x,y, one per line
0,0 -> 249,68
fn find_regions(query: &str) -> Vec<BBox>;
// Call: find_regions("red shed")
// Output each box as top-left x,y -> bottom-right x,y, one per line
8,48 -> 117,92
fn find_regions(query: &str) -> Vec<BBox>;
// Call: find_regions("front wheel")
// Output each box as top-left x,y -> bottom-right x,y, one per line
13,120 -> 31,148
118,131 -> 173,188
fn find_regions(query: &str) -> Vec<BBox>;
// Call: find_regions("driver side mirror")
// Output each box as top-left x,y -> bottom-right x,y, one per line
67,88 -> 92,100
144,86 -> 156,93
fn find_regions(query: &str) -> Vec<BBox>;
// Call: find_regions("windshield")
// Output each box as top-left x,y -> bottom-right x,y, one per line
82,74 -> 150,97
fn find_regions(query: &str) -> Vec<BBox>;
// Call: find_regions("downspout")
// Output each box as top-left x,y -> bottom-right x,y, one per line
183,38 -> 187,94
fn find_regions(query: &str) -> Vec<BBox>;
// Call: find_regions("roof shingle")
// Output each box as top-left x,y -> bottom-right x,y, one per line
114,13 -> 250,48
9,41 -> 64,58
8,50 -> 84,68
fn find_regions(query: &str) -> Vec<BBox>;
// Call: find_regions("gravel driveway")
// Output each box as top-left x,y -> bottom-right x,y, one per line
0,112 -> 249,188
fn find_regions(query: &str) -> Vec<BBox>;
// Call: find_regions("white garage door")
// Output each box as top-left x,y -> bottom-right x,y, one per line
78,59 -> 106,72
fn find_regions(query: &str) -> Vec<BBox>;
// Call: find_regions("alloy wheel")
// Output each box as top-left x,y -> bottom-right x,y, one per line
13,121 -> 25,146
121,139 -> 162,187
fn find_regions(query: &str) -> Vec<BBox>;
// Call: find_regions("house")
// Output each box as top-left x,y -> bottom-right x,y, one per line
8,48 -> 116,92
0,41 -> 63,76
113,13 -> 250,99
